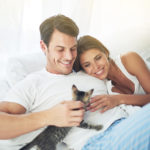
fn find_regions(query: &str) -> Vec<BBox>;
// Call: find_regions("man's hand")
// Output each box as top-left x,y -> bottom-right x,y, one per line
44,101 -> 85,127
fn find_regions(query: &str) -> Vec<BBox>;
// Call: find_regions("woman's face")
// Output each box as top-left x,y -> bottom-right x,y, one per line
80,49 -> 110,80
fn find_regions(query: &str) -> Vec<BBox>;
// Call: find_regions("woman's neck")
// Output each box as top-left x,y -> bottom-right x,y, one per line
107,59 -> 120,82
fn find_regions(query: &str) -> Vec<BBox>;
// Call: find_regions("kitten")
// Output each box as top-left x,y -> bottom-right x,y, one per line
20,84 -> 103,150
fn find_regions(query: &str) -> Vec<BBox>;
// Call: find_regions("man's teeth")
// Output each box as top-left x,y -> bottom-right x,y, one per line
62,62 -> 71,65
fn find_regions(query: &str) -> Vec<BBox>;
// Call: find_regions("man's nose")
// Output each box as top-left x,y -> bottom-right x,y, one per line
64,50 -> 73,60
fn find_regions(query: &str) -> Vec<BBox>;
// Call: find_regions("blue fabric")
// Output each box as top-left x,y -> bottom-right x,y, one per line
82,103 -> 150,150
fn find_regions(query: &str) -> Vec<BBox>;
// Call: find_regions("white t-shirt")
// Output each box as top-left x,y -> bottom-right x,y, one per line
0,69 -> 136,150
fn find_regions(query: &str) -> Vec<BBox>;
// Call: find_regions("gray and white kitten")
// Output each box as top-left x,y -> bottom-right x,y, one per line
20,84 -> 103,150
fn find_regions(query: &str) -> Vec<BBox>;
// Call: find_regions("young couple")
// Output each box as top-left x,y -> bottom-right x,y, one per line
0,14 -> 150,150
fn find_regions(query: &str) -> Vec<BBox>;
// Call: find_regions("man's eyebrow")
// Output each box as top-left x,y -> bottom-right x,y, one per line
72,44 -> 77,47
55,46 -> 64,48
55,44 -> 77,49
70,44 -> 77,49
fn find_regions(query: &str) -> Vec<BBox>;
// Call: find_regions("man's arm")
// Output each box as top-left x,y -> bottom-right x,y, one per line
0,100 -> 84,139
0,110 -> 46,139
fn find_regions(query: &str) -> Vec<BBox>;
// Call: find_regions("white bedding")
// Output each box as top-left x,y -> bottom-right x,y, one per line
0,79 -> 10,99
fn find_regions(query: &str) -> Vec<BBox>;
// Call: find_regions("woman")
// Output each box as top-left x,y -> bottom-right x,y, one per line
74,35 -> 150,150
74,35 -> 150,113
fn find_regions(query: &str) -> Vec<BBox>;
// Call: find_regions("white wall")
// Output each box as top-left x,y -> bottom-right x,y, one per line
89,0 -> 150,57
0,0 -> 93,78
0,0 -> 150,78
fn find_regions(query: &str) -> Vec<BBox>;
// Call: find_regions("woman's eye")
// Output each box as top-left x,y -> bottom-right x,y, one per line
84,64 -> 90,68
95,55 -> 101,60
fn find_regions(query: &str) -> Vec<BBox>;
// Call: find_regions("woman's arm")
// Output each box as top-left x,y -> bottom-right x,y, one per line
89,94 -> 150,113
121,51 -> 150,93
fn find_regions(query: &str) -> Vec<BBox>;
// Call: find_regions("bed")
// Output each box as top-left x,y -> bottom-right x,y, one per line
0,49 -> 150,150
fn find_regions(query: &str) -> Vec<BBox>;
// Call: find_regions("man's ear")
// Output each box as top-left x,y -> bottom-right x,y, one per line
40,40 -> 48,54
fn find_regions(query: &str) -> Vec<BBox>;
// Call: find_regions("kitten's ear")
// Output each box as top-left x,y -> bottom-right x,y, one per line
72,84 -> 78,101
89,89 -> 94,96
72,84 -> 77,93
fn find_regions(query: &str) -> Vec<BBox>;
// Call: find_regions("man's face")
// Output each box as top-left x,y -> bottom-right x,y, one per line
41,29 -> 77,75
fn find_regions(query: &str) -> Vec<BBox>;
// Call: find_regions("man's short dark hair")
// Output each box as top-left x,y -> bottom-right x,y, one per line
40,14 -> 79,47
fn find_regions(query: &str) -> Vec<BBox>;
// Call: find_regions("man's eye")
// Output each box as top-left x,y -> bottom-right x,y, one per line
57,49 -> 64,52
71,47 -> 77,51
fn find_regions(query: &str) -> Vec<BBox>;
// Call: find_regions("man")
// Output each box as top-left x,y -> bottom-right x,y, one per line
0,14 -> 86,149
0,14 -> 110,150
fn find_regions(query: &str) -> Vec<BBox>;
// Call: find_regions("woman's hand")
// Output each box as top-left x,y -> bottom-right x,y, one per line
88,95 -> 120,113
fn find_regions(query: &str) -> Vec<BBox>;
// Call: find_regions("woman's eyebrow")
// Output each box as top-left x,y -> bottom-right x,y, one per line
95,54 -> 100,57
94,54 -> 101,59
81,61 -> 89,66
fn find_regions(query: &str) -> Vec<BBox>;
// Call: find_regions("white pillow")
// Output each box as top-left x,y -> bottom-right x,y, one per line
139,49 -> 150,68
6,52 -> 46,87
5,49 -> 150,87
0,79 -> 10,99
139,48 -> 150,60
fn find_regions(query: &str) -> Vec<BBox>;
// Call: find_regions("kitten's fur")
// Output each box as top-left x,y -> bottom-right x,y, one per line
20,85 -> 103,150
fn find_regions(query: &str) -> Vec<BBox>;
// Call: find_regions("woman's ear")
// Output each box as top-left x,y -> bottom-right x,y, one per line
40,40 -> 48,54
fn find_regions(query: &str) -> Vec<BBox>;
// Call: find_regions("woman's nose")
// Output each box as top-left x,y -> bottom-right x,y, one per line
92,62 -> 99,70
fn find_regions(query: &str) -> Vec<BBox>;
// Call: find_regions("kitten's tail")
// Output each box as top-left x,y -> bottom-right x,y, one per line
80,121 -> 103,131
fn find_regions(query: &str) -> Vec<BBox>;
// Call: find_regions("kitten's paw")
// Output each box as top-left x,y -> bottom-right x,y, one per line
30,145 -> 41,150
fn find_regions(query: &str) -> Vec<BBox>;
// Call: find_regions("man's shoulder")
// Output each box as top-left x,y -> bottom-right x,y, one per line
26,69 -> 46,79
76,71 -> 105,83
17,69 -> 47,86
